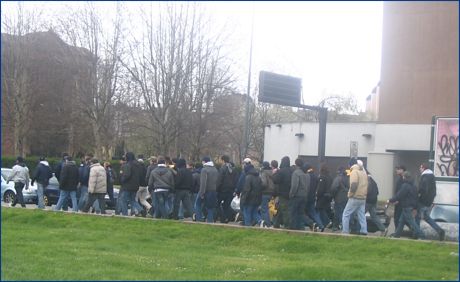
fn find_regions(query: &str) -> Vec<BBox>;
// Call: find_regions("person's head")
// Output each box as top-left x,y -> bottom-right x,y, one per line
280,156 -> 290,168
419,163 -> 429,172
120,156 -> 126,164
104,161 -> 111,168
262,161 -> 271,170
91,158 -> 99,165
157,156 -> 166,165
349,157 -> 357,168
337,166 -> 345,175
243,158 -> 251,166
320,163 -> 329,175
202,156 -> 211,164
396,165 -> 406,176
302,163 -> 312,173
221,155 -> 230,163
62,152 -> 69,160
39,156 -> 46,162
295,158 -> 304,168
177,158 -> 187,168
270,160 -> 278,169
16,156 -> 24,164
66,156 -> 74,162
149,156 -> 157,164
125,152 -> 135,162
402,171 -> 412,181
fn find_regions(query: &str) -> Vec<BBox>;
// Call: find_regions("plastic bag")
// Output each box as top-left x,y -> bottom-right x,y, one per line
230,195 -> 240,212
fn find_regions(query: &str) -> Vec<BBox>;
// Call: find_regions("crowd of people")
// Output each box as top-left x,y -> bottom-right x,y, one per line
5,153 -> 445,240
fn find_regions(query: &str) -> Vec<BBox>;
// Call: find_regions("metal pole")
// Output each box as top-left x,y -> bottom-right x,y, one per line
317,107 -> 328,168
243,6 -> 255,161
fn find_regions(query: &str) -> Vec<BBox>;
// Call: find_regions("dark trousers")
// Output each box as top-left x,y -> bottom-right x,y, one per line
217,191 -> 234,223
12,182 -> 26,207
83,193 -> 106,214
172,190 -> 193,219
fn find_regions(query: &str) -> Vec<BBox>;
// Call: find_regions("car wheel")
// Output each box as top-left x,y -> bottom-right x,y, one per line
4,190 -> 15,204
43,195 -> 50,206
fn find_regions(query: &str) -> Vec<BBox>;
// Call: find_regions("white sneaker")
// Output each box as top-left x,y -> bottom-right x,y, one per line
259,220 -> 265,228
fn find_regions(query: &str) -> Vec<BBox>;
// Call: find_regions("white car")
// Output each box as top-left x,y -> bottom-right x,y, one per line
1,168 -> 38,204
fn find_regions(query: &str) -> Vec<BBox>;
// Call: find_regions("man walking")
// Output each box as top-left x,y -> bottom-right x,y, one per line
83,158 -> 107,214
54,157 -> 79,212
31,157 -> 53,209
416,163 -> 445,241
199,156 -> 218,223
119,152 -> 144,216
217,155 -> 237,223
289,158 -> 309,230
149,156 -> 175,219
342,157 -> 368,235
7,157 -> 30,208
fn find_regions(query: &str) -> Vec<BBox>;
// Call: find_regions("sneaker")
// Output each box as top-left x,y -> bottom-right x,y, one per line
326,222 -> 333,229
259,220 -> 265,228
439,230 -> 446,241
192,213 -> 196,222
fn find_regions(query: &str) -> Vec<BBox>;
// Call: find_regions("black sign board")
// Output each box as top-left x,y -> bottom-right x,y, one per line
258,71 -> 302,106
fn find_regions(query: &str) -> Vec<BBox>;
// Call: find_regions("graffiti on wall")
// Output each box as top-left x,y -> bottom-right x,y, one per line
434,118 -> 459,177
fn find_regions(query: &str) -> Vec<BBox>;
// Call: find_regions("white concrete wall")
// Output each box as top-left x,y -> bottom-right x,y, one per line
373,124 -> 431,151
264,122 -> 432,164
367,151 -> 395,200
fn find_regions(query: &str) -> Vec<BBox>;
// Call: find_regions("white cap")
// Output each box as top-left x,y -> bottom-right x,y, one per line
243,158 -> 251,164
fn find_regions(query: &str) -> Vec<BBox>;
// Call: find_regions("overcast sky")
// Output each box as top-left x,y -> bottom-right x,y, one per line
2,1 -> 383,110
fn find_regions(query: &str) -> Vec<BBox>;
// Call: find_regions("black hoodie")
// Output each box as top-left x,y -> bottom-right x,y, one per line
273,156 -> 292,199
241,167 -> 262,206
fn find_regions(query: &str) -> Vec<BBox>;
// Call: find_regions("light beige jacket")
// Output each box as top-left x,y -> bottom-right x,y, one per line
347,164 -> 368,199
88,163 -> 107,194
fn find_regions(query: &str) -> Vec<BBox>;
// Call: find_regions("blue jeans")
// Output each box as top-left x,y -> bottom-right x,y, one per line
260,195 -> 272,227
195,192 -> 217,223
78,185 -> 88,211
394,207 -> 425,239
416,205 -> 443,234
243,204 -> 261,226
154,191 -> 170,218
317,208 -> 331,227
195,194 -> 205,221
342,198 -> 367,234
289,197 -> 307,230
36,183 -> 46,209
54,190 -> 78,212
306,200 -> 324,229
333,201 -> 346,228
119,190 -> 142,216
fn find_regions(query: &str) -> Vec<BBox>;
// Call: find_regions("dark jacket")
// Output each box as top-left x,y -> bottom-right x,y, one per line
273,157 -> 292,199
217,163 -> 237,193
59,161 -> 79,191
78,163 -> 90,187
149,165 -> 175,191
330,174 -> 349,204
418,169 -> 437,206
175,167 -> 194,191
54,159 -> 66,181
139,162 -> 148,187
290,167 -> 309,199
31,161 -> 53,186
199,163 -> 218,196
191,168 -> 202,194
120,160 -> 142,192
389,180 -> 417,208
241,167 -> 263,206
260,168 -> 275,196
316,173 -> 332,209
145,164 -> 157,186
306,171 -> 318,203
235,164 -> 252,195
366,175 -> 379,205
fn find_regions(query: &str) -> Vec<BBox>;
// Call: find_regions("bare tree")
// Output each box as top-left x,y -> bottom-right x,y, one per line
1,3 -> 46,157
55,2 -> 126,160
123,3 -> 236,158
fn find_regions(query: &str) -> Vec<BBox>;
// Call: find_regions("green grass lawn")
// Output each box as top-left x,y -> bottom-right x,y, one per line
1,208 -> 458,281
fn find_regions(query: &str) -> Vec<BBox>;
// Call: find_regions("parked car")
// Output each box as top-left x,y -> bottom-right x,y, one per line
1,168 -> 38,204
